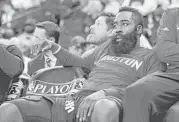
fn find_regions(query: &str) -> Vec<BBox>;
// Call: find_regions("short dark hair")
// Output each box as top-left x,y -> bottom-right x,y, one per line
36,21 -> 60,44
98,13 -> 115,30
118,7 -> 144,27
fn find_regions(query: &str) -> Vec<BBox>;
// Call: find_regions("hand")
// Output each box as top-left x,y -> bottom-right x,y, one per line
31,38 -> 60,56
76,90 -> 106,122
40,39 -> 60,54
38,38 -> 52,53
30,44 -> 41,56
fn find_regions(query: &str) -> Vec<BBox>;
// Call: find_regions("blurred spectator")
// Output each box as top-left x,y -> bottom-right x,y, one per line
1,4 -> 15,24
2,28 -> 15,39
122,0 -> 169,16
59,1 -> 87,48
83,14 -> 94,34
82,0 -> 103,19
158,0 -> 170,10
9,37 -> 28,57
103,0 -> 121,15
17,18 -> 37,58
169,0 -> 179,8
24,18 -> 37,33
69,36 -> 86,56
11,0 -> 45,10
148,0 -> 170,46
78,0 -> 89,7
122,0 -> 158,16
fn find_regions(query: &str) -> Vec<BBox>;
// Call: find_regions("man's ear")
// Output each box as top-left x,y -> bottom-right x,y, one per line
137,25 -> 143,35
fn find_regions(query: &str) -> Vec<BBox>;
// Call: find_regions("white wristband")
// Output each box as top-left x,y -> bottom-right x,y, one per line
53,45 -> 61,55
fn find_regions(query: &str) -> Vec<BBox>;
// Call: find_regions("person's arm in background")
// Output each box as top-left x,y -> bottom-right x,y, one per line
0,44 -> 24,78
155,8 -> 179,65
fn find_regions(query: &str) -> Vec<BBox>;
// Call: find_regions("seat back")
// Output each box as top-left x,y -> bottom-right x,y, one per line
31,66 -> 81,83
26,66 -> 85,97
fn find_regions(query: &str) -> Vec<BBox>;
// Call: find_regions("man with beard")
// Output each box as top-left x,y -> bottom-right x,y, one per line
0,7 -> 164,122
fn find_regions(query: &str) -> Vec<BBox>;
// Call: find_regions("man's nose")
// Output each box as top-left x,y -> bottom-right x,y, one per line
115,27 -> 123,34
115,26 -> 123,34
114,29 -> 122,35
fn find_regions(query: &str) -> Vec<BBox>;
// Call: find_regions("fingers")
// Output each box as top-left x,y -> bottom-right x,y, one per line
76,100 -> 84,122
40,40 -> 52,52
77,100 -> 87,122
30,38 -> 53,56
87,102 -> 95,117
42,44 -> 51,52
30,44 -> 40,55
36,44 -> 41,54
31,40 -> 51,55
76,99 -> 95,122
82,102 -> 92,122
36,44 -> 41,55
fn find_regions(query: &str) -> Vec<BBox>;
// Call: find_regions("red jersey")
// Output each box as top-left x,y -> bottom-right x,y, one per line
54,40 -> 164,98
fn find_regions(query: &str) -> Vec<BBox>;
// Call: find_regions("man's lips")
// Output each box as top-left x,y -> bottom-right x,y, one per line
110,34 -> 122,43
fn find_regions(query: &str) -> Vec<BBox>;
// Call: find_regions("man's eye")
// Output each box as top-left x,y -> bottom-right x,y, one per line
122,23 -> 129,26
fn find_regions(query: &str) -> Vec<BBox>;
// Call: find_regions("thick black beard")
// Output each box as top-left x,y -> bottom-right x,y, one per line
109,29 -> 138,56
